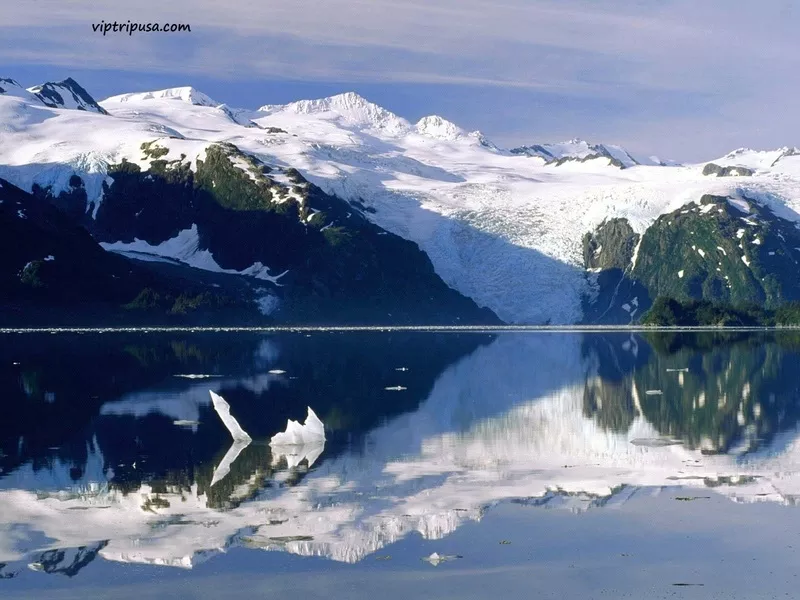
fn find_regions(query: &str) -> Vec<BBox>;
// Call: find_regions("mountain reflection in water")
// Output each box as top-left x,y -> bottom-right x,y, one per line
1,330 -> 800,578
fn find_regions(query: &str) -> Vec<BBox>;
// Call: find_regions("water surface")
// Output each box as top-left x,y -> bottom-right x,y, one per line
2,330 -> 800,598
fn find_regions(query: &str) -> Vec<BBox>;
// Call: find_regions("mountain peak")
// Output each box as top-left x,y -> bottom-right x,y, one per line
259,92 -> 410,135
25,78 -> 107,114
0,77 -> 29,99
415,115 -> 465,141
511,139 -> 639,168
101,86 -> 220,108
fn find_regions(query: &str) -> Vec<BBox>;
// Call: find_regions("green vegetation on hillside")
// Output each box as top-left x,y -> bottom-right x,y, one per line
641,296 -> 800,326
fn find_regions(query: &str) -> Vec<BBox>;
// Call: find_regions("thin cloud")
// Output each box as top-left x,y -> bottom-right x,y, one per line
1,0 -> 799,161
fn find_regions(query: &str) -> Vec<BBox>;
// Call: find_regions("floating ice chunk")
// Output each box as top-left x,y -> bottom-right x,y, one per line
630,438 -> 682,447
209,391 -> 252,443
422,552 -> 462,566
269,407 -> 325,446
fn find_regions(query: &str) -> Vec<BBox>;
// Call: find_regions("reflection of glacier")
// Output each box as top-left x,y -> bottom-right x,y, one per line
3,334 -> 800,572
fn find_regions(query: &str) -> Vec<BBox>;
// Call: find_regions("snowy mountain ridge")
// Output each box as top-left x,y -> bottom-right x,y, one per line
259,91 -> 412,135
3,76 -> 800,324
103,86 -> 221,107
26,77 -> 108,114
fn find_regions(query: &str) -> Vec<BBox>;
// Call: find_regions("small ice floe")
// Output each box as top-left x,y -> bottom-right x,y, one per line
209,391 -> 252,487
645,390 -> 663,395
210,391 -> 252,443
422,552 -> 462,566
630,438 -> 682,447
270,408 -> 326,468
270,408 -> 325,445
268,369 -> 286,374
174,374 -> 219,379
173,419 -> 200,427
384,386 -> 407,391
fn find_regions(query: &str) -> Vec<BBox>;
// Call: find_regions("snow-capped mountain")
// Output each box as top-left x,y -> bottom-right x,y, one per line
510,138 -> 642,168
2,76 -> 800,324
103,86 -> 221,107
26,77 -> 108,114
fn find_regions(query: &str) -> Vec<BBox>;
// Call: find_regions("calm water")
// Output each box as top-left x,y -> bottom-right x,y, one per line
2,330 -> 800,599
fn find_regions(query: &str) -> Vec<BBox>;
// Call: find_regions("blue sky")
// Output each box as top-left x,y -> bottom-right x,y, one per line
2,0 -> 799,162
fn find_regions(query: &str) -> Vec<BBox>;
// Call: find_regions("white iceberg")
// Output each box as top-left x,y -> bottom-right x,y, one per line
269,407 -> 325,446
208,391 -> 252,486
209,391 -> 252,443
269,408 -> 326,469
422,552 -> 462,566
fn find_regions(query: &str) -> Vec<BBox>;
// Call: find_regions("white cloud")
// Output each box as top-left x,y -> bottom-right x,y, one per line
2,0 -> 800,160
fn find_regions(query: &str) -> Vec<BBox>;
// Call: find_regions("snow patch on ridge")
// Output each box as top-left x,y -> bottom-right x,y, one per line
101,225 -> 289,284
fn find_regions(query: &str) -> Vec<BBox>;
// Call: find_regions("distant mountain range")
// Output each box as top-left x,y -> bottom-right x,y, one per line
2,76 -> 800,325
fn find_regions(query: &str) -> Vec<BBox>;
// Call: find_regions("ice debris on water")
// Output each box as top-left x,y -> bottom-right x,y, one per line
209,391 -> 252,487
269,408 -> 326,468
210,391 -> 252,443
630,438 -> 682,447
269,408 -> 325,446
422,552 -> 462,566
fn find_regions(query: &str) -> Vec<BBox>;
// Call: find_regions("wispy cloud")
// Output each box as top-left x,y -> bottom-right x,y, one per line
2,0 -> 800,160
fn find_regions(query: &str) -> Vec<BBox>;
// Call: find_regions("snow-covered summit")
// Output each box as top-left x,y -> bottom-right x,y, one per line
414,115 -> 465,140
26,77 -> 108,114
711,146 -> 800,171
511,138 -> 640,168
259,92 -> 410,135
0,77 -> 23,94
102,86 -> 220,107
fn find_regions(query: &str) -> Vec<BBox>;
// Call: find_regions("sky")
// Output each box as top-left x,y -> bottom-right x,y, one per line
1,0 -> 799,162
